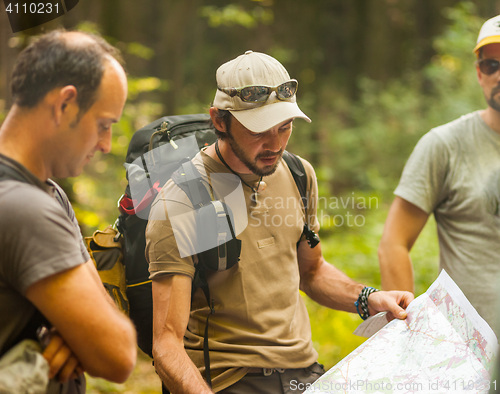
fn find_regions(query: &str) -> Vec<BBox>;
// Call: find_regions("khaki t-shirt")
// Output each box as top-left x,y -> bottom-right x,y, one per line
146,149 -> 320,389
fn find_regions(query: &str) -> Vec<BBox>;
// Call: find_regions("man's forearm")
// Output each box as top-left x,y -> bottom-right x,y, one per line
378,243 -> 414,293
301,259 -> 364,313
153,338 -> 213,394
377,196 -> 428,293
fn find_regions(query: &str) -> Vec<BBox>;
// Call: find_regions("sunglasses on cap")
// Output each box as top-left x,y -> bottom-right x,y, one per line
478,58 -> 500,75
217,79 -> 298,103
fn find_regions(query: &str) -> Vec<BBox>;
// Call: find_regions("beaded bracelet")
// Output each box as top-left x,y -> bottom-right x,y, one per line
354,286 -> 379,320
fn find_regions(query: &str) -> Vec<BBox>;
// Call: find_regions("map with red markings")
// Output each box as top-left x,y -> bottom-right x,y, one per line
303,271 -> 498,394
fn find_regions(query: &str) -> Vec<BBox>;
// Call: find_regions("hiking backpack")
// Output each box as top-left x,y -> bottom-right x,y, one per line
114,113 -> 320,382
116,114 -> 218,358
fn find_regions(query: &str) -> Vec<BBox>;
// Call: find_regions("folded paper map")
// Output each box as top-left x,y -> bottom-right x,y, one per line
303,270 -> 498,393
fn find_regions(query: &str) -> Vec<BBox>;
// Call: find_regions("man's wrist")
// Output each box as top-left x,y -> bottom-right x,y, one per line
354,286 -> 380,320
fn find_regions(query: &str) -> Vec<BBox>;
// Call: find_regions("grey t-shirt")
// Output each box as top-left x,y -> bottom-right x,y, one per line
395,111 -> 500,329
0,155 -> 89,356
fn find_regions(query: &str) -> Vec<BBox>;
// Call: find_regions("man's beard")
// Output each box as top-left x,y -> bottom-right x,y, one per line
226,131 -> 283,176
487,85 -> 500,112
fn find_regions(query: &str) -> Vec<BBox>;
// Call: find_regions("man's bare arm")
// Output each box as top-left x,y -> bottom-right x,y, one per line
298,240 -> 413,319
378,197 -> 429,293
152,274 -> 213,394
25,260 -> 137,383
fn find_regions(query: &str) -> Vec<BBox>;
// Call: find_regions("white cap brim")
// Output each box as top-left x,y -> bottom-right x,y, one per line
229,101 -> 311,133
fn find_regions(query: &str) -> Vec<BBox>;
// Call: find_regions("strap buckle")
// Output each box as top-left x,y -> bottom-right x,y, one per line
262,368 -> 285,376
263,368 -> 274,376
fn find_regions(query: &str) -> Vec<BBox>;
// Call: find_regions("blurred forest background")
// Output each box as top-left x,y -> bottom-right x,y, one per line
1,0 -> 499,392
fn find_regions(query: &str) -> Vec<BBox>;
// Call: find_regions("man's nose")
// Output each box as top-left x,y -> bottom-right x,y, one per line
98,129 -> 112,154
263,128 -> 282,152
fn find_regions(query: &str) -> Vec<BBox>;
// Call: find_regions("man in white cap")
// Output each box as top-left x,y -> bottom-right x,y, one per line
379,16 -> 500,332
147,50 -> 413,393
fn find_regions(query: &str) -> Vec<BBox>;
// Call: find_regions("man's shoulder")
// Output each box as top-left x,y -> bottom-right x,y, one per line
282,151 -> 316,180
47,179 -> 74,218
429,111 -> 481,140
410,111 -> 481,155
0,180 -> 67,223
0,180 -> 51,204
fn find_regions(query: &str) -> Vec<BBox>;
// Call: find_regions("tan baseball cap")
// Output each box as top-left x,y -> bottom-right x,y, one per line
474,15 -> 500,55
213,50 -> 311,133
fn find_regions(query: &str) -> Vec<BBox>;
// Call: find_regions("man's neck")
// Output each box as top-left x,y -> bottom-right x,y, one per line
480,107 -> 500,135
0,107 -> 50,181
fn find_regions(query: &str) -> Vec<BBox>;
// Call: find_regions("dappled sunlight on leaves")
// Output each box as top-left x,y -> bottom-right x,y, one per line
201,4 -> 273,28
127,77 -> 167,101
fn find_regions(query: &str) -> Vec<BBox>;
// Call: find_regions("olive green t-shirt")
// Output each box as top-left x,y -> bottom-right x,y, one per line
395,111 -> 500,331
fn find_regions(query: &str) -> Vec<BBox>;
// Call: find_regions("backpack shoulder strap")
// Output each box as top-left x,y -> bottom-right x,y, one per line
170,160 -> 213,306
171,160 -> 216,386
0,161 -> 30,183
171,161 -> 212,209
282,151 -> 320,248
282,150 -> 307,208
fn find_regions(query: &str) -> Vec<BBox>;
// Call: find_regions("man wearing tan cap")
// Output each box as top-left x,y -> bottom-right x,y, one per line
379,16 -> 500,332
147,50 -> 413,393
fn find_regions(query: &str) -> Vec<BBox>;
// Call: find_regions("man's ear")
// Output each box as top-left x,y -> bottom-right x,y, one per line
54,85 -> 78,125
209,107 -> 227,133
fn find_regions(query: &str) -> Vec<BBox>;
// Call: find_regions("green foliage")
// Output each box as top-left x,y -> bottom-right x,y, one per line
126,42 -> 155,61
127,76 -> 167,101
310,1 -> 485,197
306,301 -> 365,370
200,4 -> 273,28
424,4 -> 484,122
86,377 -> 124,393
70,20 -> 101,34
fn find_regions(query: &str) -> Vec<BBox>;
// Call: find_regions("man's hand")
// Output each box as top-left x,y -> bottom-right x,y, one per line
41,328 -> 84,382
367,290 -> 414,321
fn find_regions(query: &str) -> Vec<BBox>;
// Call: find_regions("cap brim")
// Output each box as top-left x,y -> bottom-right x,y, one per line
474,35 -> 500,54
229,101 -> 311,133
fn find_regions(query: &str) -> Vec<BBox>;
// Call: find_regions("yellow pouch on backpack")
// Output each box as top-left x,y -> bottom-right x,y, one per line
85,225 -> 129,315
